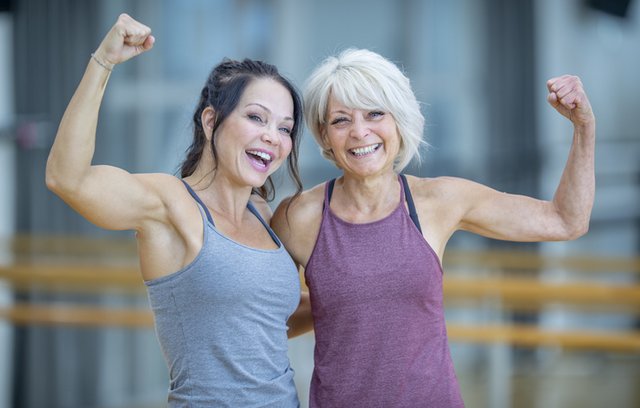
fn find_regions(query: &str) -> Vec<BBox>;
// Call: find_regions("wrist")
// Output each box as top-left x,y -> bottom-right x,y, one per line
573,121 -> 596,141
574,120 -> 595,133
90,52 -> 114,71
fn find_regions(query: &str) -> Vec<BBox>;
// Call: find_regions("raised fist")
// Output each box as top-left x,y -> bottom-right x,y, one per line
93,13 -> 155,68
546,75 -> 595,128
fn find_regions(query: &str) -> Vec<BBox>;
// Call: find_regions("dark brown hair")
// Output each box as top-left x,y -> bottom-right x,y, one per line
180,58 -> 303,201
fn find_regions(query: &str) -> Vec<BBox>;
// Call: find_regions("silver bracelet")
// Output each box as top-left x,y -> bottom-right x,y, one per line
91,53 -> 114,71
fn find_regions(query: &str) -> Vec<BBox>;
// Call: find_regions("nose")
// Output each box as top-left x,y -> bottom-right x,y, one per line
349,115 -> 369,139
261,126 -> 280,146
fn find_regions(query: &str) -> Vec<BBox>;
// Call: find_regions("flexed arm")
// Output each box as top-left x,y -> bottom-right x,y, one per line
46,14 -> 156,230
448,75 -> 595,242
545,75 -> 596,238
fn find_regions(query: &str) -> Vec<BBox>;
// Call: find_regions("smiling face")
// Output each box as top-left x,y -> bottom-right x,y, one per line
211,78 -> 294,188
323,95 -> 401,178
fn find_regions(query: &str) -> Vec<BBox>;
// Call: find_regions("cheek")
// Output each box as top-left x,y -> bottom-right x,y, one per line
387,127 -> 402,147
323,130 -> 342,150
281,137 -> 294,157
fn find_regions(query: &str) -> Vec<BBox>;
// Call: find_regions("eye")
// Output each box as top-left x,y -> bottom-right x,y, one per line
248,114 -> 264,123
330,117 -> 349,126
279,126 -> 292,136
369,111 -> 385,119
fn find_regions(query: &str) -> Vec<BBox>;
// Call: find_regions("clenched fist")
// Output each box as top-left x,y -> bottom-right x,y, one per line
546,75 -> 595,129
93,13 -> 155,68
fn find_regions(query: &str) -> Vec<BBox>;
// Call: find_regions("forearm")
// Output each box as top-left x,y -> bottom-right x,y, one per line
46,57 -> 111,194
551,122 -> 596,238
287,291 -> 313,339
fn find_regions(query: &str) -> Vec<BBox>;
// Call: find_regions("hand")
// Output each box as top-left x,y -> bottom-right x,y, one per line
546,75 -> 595,129
94,13 -> 155,67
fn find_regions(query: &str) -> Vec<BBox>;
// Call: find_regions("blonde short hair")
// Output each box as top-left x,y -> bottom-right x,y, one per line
304,48 -> 426,171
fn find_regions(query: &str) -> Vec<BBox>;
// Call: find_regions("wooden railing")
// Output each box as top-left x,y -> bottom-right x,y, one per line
1,235 -> 639,352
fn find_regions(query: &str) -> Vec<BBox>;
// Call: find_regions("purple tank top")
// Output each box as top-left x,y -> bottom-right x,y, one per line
305,175 -> 464,408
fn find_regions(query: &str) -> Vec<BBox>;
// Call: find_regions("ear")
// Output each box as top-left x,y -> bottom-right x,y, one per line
201,106 -> 216,141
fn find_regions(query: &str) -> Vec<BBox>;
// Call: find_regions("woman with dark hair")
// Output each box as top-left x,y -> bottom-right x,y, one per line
46,14 -> 304,407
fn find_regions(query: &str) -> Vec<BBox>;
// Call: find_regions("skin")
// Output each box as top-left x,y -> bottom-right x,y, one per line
273,74 -> 595,336
46,13 -> 296,290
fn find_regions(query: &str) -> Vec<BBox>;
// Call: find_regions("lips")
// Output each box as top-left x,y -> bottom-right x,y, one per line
246,149 -> 274,172
349,143 -> 381,157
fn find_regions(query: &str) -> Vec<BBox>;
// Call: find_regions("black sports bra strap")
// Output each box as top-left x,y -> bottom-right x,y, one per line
327,179 -> 336,202
327,176 -> 422,233
180,179 -> 215,226
400,174 -> 423,233
180,180 -> 279,246
246,201 -> 281,247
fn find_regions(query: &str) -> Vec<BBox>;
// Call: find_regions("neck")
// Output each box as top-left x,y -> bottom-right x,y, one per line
337,171 -> 400,214
186,162 -> 253,225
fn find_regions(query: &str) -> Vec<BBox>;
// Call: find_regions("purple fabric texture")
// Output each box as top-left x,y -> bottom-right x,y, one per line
305,177 -> 465,408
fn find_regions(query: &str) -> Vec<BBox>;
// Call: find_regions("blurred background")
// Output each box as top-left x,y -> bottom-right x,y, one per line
0,0 -> 639,407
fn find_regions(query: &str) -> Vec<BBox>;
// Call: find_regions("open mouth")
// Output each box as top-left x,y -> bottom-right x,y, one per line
349,143 -> 381,157
246,150 -> 273,168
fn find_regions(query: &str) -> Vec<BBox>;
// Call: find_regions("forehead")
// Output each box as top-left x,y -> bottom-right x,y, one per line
327,94 -> 348,111
239,78 -> 293,114
325,85 -> 383,115
326,92 -> 380,115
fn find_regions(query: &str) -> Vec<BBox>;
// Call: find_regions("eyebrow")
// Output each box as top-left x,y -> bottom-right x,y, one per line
328,109 -> 351,116
246,103 -> 294,122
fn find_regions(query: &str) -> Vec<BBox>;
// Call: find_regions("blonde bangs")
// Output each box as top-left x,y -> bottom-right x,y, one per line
304,48 -> 427,172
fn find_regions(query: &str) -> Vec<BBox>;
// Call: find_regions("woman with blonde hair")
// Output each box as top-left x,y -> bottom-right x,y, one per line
274,48 -> 595,407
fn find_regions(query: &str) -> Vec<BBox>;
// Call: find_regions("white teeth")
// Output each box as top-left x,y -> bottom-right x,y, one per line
350,144 -> 380,156
247,150 -> 272,161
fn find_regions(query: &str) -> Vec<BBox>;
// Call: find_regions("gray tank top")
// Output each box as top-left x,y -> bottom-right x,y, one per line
144,180 -> 300,407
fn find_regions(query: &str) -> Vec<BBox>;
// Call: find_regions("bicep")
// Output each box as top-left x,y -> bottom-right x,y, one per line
55,165 -> 163,231
454,179 -> 568,242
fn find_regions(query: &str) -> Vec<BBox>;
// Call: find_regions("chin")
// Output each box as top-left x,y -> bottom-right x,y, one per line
349,164 -> 388,177
245,174 -> 270,189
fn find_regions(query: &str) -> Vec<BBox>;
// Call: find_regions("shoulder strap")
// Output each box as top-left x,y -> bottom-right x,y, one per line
180,180 -> 215,226
322,178 -> 337,211
246,201 -> 280,247
327,179 -> 336,202
400,174 -> 422,233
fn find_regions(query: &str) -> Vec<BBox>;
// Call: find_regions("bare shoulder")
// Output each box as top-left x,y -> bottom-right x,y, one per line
404,174 -> 480,203
135,172 -> 185,193
288,182 -> 326,216
134,174 -> 204,251
405,174 -> 503,230
272,182 -> 326,267
402,175 -> 482,257
404,174 -> 456,199
131,173 -> 202,235
134,173 -> 192,212
132,172 -> 185,192
272,183 -> 325,231
131,174 -> 204,281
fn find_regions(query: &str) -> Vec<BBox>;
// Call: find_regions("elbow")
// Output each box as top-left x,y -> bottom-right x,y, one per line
45,158 -> 77,197
550,202 -> 592,241
571,222 -> 590,240
45,173 -> 69,197
561,220 -> 590,241
45,161 -> 60,194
